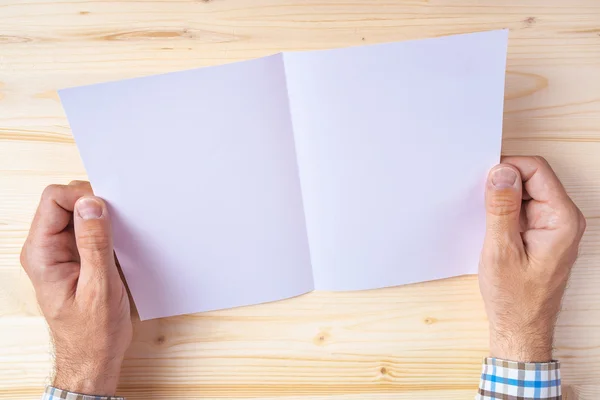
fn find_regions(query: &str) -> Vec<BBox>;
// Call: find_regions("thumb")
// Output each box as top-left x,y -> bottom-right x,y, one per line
74,196 -> 117,282
484,164 -> 524,253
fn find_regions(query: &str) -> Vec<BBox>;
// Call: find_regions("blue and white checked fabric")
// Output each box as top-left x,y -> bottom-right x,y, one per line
476,357 -> 561,399
42,386 -> 124,400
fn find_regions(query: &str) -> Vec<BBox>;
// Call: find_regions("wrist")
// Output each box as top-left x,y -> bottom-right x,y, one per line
53,354 -> 124,396
489,327 -> 553,363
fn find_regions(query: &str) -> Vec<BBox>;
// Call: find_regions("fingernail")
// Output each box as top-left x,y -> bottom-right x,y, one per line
491,167 -> 517,189
76,197 -> 103,220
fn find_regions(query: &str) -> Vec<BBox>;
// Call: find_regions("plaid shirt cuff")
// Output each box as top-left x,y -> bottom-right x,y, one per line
42,386 -> 125,400
476,357 -> 561,399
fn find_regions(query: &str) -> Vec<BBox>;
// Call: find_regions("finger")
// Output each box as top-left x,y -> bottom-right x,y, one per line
69,180 -> 92,188
67,182 -> 92,224
20,234 -> 81,290
73,196 -> 118,288
500,156 -> 569,205
484,164 -> 525,253
31,184 -> 94,236
523,196 -> 586,244
519,202 -> 529,232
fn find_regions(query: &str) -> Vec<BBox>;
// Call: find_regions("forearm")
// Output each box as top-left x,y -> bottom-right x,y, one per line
44,354 -> 125,400
52,351 -> 123,396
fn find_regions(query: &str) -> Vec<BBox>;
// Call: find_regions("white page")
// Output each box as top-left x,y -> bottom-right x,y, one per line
59,54 -> 314,320
283,30 -> 508,290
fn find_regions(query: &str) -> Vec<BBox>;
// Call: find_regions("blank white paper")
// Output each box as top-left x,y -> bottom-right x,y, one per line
283,30 -> 508,290
59,30 -> 509,318
59,54 -> 314,320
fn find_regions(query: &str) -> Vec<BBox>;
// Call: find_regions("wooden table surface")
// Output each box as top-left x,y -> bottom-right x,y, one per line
1,0 -> 599,399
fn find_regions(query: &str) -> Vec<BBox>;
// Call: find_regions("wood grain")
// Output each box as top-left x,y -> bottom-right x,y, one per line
1,0 -> 599,398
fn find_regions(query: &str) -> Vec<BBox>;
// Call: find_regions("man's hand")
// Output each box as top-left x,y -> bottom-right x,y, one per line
480,156 -> 585,362
21,181 -> 132,396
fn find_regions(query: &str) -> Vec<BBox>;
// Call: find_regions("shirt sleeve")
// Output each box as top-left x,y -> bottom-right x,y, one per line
42,386 -> 125,400
476,357 -> 561,399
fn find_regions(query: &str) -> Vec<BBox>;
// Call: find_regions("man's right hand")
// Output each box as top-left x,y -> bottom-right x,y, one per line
479,156 -> 586,362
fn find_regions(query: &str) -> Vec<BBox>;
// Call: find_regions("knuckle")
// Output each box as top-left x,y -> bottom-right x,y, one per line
533,155 -> 549,167
575,211 -> 587,237
41,184 -> 62,201
488,192 -> 520,216
19,244 -> 28,268
78,227 -> 111,253
70,180 -> 94,193
565,207 -> 584,236
69,179 -> 89,184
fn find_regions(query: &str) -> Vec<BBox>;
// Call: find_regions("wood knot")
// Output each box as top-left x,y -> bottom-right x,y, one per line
423,317 -> 436,325
313,330 -> 331,346
79,11 -> 90,15
523,16 -> 536,27
0,35 -> 33,44
380,367 -> 388,375
156,335 -> 166,345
